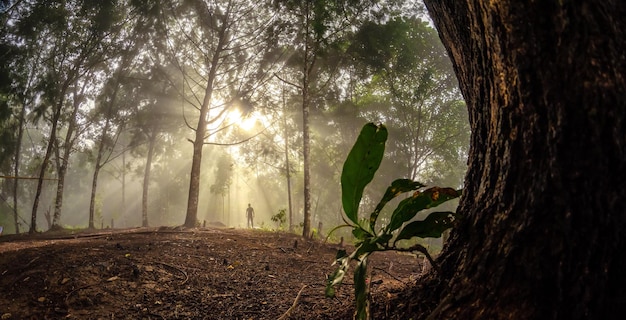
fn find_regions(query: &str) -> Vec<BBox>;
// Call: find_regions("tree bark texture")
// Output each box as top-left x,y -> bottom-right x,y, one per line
422,1 -> 626,319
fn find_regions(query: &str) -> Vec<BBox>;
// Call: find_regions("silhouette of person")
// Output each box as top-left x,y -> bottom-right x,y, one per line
246,203 -> 255,228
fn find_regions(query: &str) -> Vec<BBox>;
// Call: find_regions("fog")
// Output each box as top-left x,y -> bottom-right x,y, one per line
0,0 -> 469,239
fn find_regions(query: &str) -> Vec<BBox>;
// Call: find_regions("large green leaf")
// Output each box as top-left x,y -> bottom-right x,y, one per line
341,123 -> 387,225
394,211 -> 457,243
386,187 -> 461,233
369,179 -> 425,233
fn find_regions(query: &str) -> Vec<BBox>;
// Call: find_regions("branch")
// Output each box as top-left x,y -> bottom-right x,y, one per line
273,73 -> 302,90
203,127 -> 267,146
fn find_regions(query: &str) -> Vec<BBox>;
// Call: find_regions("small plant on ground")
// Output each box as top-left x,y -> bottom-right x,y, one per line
271,209 -> 287,230
325,123 -> 461,320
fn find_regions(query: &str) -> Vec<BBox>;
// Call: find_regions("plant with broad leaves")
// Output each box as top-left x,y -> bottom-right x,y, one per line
325,123 -> 461,320
271,209 -> 287,230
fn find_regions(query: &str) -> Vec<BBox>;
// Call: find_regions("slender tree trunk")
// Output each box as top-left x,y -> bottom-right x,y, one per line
89,117 -> 111,229
52,84 -> 83,228
30,96 -> 64,234
122,149 -> 126,220
12,98 -> 26,234
284,107 -> 294,232
88,163 -> 102,230
184,18 -> 228,228
142,129 -> 157,227
302,81 -> 311,238
410,1 -> 626,319
300,1 -> 314,238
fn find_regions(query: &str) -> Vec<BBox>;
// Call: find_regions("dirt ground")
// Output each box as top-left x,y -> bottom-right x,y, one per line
0,227 -> 426,319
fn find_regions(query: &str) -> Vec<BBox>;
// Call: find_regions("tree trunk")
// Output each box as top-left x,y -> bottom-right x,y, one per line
416,1 -> 626,319
302,79 -> 312,238
12,96 -> 27,234
183,15 -> 228,228
52,83 -> 83,228
142,129 -> 156,228
30,95 -> 65,234
301,1 -> 314,238
283,102 -> 294,232
88,162 -> 101,230
89,116 -> 111,230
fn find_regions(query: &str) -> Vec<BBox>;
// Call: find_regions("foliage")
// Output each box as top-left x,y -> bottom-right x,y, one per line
271,208 -> 287,230
348,17 -> 469,185
325,123 -> 461,319
0,0 -> 468,236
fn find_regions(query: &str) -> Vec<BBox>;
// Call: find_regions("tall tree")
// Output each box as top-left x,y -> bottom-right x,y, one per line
0,4 -> 31,233
87,53 -> 141,229
51,76 -> 90,228
154,0 -> 274,228
13,0 -> 120,233
271,0 -> 379,237
394,1 -> 626,319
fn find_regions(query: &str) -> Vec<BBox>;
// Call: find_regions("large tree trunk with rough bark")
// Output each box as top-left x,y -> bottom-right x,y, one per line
412,1 -> 626,319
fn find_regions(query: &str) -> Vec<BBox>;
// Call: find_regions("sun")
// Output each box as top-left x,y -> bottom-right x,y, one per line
226,109 -> 258,131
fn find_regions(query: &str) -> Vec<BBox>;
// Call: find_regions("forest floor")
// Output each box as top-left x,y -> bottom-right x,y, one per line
0,227 -> 428,319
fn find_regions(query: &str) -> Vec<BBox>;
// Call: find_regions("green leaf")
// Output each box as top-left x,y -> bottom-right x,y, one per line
325,267 -> 345,298
325,253 -> 351,298
353,239 -> 383,258
394,211 -> 457,243
352,227 -> 371,241
369,179 -> 425,232
341,123 -> 388,225
386,187 -> 461,233
353,257 -> 370,320
335,249 -> 348,260
376,233 -> 393,246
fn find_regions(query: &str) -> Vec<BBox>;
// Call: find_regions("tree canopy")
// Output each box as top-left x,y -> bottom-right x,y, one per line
0,0 -> 468,246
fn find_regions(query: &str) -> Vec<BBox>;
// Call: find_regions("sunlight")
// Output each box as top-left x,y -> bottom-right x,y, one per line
227,109 -> 257,131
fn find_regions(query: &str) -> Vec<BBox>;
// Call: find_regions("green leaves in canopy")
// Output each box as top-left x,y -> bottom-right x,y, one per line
341,123 -> 387,225
386,187 -> 461,233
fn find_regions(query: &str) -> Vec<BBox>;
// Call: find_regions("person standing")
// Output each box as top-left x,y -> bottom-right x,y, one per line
246,203 -> 255,228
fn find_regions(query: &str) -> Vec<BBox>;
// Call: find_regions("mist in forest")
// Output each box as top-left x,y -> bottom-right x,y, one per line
0,0 -> 469,238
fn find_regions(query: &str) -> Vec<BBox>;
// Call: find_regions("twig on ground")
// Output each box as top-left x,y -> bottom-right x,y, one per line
374,267 -> 406,285
278,285 -> 307,320
65,283 -> 100,306
155,261 -> 189,285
